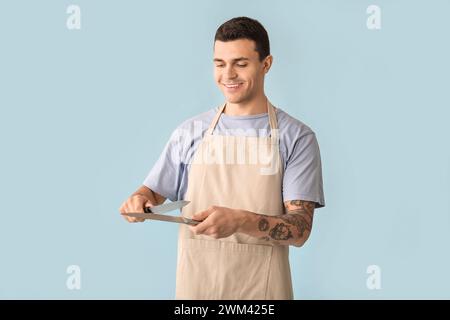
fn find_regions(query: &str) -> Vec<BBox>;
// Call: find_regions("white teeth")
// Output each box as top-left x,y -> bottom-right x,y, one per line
224,83 -> 241,88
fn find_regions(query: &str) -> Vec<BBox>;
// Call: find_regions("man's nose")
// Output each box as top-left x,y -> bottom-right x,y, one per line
224,66 -> 237,79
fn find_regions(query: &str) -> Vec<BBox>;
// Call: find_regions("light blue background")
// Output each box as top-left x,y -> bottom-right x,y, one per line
1,0 -> 449,299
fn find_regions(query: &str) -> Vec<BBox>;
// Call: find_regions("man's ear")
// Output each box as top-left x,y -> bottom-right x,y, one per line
263,55 -> 273,74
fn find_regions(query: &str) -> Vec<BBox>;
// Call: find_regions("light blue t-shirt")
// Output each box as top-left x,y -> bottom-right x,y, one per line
143,106 -> 325,208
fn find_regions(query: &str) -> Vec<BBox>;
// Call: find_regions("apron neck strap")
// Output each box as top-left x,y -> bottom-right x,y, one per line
206,99 -> 279,137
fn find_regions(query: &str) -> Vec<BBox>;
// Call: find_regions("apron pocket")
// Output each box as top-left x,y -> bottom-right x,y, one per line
176,238 -> 221,299
177,238 -> 273,300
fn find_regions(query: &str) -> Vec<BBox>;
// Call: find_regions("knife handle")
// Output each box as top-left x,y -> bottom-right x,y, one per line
144,206 -> 152,213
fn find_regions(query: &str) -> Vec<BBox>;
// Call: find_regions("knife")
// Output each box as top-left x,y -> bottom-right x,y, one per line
121,200 -> 201,226
143,200 -> 190,214
122,212 -> 201,226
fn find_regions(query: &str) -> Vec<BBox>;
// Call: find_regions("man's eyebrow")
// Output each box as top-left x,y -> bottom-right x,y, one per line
213,57 -> 250,63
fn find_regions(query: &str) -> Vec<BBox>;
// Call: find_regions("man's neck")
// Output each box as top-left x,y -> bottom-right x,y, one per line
223,94 -> 268,116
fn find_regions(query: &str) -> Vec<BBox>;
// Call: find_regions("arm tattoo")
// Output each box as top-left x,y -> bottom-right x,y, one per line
258,200 -> 316,244
269,223 -> 293,240
258,218 -> 269,231
287,200 -> 315,220
279,214 -> 311,238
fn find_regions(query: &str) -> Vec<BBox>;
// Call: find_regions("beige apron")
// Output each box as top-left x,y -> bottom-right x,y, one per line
176,99 -> 293,300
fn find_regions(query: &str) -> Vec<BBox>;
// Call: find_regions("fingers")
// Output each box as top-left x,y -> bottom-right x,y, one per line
144,200 -> 153,209
190,218 -> 207,233
190,206 -> 220,234
190,223 -> 219,238
192,205 -> 217,221
123,215 -> 138,223
190,218 -> 214,234
119,194 -> 150,223
131,196 -> 146,213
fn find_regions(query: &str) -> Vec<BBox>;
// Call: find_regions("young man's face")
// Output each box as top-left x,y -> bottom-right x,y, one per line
213,39 -> 272,104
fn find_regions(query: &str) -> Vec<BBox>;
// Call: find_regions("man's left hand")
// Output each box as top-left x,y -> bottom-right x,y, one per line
189,206 -> 246,239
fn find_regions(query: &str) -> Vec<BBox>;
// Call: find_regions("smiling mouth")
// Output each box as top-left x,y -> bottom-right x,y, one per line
222,83 -> 243,89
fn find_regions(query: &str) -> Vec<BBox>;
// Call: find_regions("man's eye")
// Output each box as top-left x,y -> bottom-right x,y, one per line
215,65 -> 225,68
237,64 -> 247,67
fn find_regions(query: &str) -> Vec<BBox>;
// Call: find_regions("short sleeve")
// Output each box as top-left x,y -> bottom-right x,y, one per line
282,132 -> 325,208
142,128 -> 185,202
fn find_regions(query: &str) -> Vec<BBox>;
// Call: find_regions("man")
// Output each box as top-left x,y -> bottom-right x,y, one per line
119,16 -> 325,300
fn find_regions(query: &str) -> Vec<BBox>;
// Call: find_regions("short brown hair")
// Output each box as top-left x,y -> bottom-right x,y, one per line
214,17 -> 270,61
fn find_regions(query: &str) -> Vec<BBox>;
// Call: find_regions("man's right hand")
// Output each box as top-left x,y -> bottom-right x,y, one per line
119,194 -> 154,223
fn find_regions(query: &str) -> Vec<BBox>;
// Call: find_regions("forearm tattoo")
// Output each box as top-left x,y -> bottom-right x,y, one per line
269,223 -> 293,240
287,200 -> 315,220
279,213 -> 311,238
258,200 -> 315,243
258,218 -> 269,231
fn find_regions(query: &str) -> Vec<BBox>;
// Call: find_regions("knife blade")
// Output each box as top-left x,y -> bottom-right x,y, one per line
144,200 -> 190,214
122,212 -> 201,226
